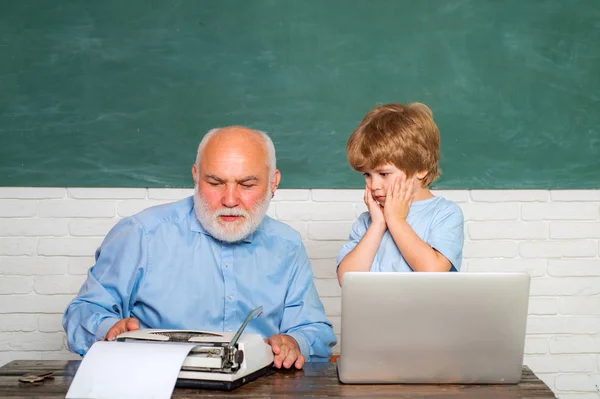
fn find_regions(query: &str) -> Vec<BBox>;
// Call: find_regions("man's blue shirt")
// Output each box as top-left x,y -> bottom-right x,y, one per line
63,196 -> 336,361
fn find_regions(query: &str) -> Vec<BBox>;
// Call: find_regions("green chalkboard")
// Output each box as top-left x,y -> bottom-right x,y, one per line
1,1 -> 599,188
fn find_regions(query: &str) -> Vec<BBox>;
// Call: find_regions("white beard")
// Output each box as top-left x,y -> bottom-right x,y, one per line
193,185 -> 271,243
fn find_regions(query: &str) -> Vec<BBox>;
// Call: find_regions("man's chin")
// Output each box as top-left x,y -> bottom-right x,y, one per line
213,223 -> 251,243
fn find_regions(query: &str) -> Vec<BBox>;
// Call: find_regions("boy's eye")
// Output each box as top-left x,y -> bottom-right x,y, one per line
363,173 -> 371,178
380,173 -> 388,177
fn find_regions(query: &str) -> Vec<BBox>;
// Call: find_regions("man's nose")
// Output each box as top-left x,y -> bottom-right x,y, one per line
221,184 -> 240,208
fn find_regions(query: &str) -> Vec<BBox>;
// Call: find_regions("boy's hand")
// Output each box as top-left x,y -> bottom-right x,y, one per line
384,174 -> 415,222
364,186 -> 386,227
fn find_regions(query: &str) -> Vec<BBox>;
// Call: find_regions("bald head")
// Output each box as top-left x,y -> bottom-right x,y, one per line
195,126 -> 276,182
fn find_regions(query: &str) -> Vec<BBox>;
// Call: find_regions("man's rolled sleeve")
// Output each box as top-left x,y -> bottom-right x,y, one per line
62,217 -> 147,354
95,317 -> 121,341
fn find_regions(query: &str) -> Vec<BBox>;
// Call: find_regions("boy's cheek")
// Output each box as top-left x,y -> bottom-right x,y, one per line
375,184 -> 388,195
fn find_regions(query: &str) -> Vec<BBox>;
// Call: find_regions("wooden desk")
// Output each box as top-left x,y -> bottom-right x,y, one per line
0,360 -> 556,398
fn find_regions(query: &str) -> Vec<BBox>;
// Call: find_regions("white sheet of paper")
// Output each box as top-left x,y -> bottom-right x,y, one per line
66,341 -> 198,399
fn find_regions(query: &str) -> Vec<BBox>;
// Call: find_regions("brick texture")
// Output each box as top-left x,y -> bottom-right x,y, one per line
0,188 -> 599,399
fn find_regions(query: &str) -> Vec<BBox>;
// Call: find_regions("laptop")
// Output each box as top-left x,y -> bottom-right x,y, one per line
337,272 -> 530,384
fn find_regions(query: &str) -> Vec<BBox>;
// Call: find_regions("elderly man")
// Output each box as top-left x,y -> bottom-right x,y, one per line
63,126 -> 336,369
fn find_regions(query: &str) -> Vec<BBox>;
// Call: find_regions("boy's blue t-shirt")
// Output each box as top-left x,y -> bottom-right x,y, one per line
336,196 -> 464,272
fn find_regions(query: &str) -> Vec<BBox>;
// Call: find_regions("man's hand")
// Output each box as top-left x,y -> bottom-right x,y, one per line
364,186 -> 386,228
265,334 -> 305,369
384,173 -> 415,223
104,318 -> 140,341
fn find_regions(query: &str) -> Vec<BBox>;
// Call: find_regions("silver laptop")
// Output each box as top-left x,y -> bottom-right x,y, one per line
337,272 -> 530,384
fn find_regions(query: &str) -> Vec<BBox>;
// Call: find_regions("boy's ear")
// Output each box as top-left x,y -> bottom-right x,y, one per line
415,170 -> 429,180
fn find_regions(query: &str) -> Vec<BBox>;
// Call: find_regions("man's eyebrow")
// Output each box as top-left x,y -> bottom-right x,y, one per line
204,174 -> 225,183
237,176 -> 259,183
203,175 -> 260,183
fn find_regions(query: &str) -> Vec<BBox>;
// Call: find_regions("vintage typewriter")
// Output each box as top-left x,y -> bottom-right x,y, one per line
115,306 -> 274,390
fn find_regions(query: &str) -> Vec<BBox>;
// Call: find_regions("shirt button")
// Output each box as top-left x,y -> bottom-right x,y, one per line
227,329 -> 232,332
228,295 -> 234,300
225,262 -> 229,267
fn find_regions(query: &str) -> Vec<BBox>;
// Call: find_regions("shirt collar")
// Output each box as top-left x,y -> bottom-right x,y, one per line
189,211 -> 256,244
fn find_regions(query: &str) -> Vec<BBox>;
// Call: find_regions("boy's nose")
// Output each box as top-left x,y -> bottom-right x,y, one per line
370,177 -> 384,193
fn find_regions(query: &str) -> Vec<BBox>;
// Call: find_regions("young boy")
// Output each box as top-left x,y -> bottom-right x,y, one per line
336,102 -> 464,285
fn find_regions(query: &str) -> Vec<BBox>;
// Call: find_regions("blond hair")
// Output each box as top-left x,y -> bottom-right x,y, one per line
346,102 -> 441,186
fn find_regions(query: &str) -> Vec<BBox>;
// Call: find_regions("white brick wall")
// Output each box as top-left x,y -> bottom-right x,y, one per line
0,187 -> 599,398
